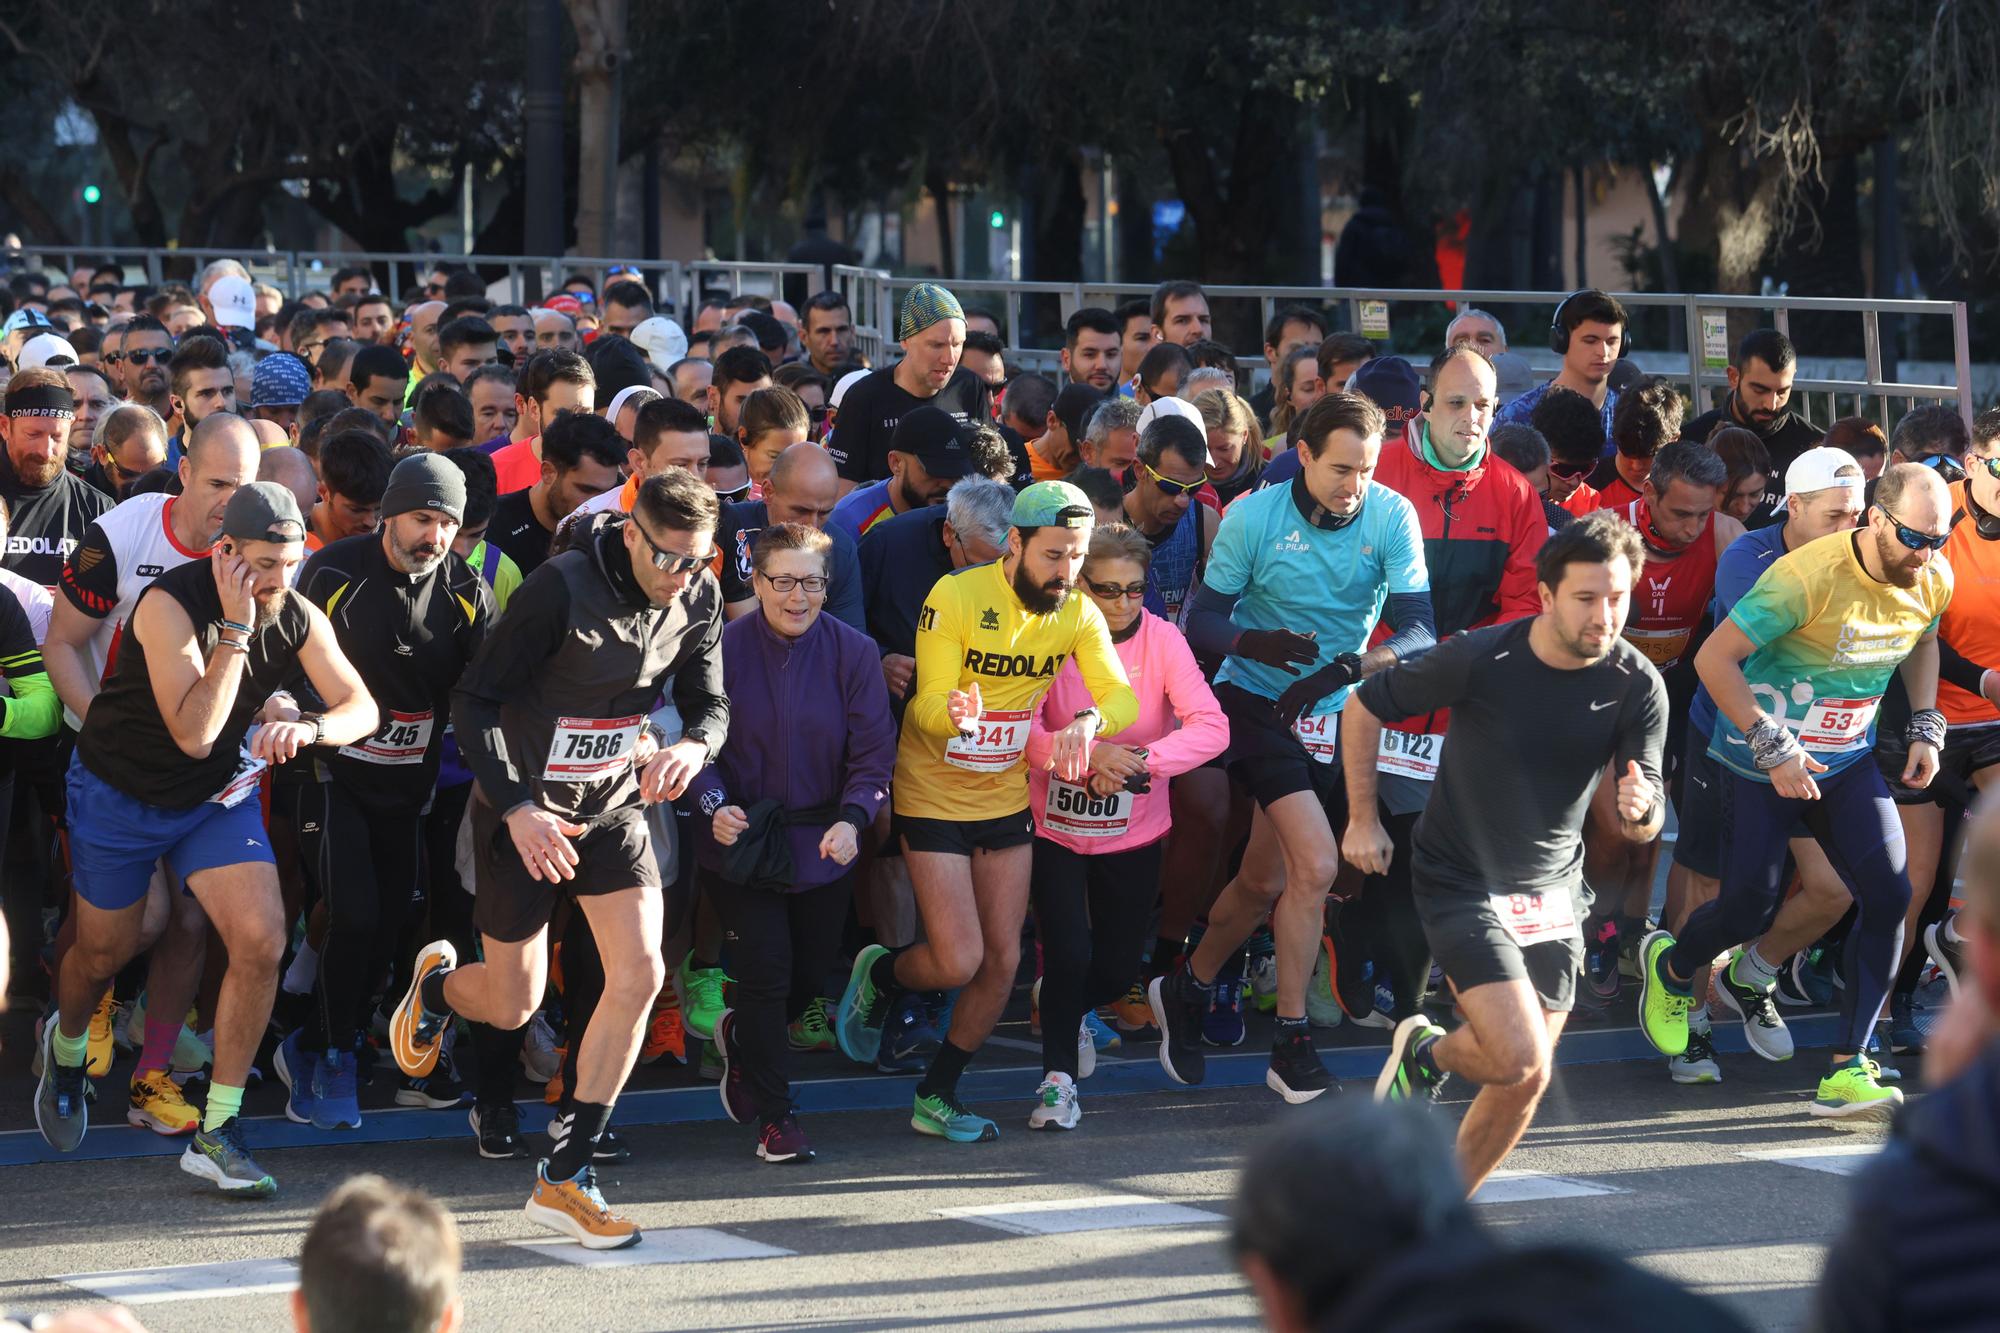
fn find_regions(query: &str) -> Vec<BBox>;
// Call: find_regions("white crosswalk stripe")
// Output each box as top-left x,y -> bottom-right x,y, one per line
936,1193 -> 1227,1235
56,1258 -> 299,1305
1738,1144 -> 1883,1176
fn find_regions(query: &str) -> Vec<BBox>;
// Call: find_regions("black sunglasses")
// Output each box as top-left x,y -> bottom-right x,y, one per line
1548,459 -> 1594,482
123,348 -> 171,366
1084,577 -> 1147,600
631,517 -> 712,573
1877,504 -> 1949,552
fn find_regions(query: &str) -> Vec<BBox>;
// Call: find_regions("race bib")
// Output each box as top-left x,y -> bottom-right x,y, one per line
1042,777 -> 1133,839
209,728 -> 267,808
1377,728 -> 1443,781
1489,889 -> 1581,948
1622,626 -> 1692,669
339,709 -> 435,766
1293,710 -> 1338,764
944,708 -> 1031,773
542,714 -> 643,782
1795,696 -> 1880,753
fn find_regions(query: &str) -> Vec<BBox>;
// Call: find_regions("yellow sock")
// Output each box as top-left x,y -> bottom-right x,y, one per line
202,1082 -> 244,1133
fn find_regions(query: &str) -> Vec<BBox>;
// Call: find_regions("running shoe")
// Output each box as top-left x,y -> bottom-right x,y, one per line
33,1017 -> 88,1153
524,1161 -> 640,1249
697,1040 -> 723,1082
1083,1010 -> 1121,1052
396,1066 -> 471,1109
1375,1014 -> 1448,1103
1267,1027 -> 1332,1104
1148,969 -> 1208,1086
1668,1025 -> 1722,1085
86,993 -> 118,1078
1636,929 -> 1690,1057
757,1114 -> 816,1164
1350,987 -> 1396,1031
1618,921 -> 1653,979
787,997 -> 836,1052
876,991 -> 937,1074
1888,995 -> 1925,1055
1868,1021 -> 1903,1083
127,1069 -> 199,1135
1248,951 -> 1279,1015
676,957 -> 729,1042
714,1010 -> 755,1125
274,1031 -> 316,1126
180,1117 -> 276,1196
312,1047 -> 363,1131
639,992 -> 687,1065
1075,1021 -> 1097,1080
469,1103 -> 530,1160
1810,1059 -> 1904,1121
1108,981 -> 1157,1035
1029,1072 -> 1081,1130
1327,934 -> 1375,1023
544,1049 -> 567,1105
1203,976 -> 1246,1047
836,944 -> 890,1065
519,1012 -> 562,1084
1306,941 -> 1343,1030
1712,950 -> 1793,1061
1584,918 -> 1622,1001
1925,918 -> 1965,999
389,938 -> 457,1079
928,990 -> 956,1035
911,1090 -> 999,1143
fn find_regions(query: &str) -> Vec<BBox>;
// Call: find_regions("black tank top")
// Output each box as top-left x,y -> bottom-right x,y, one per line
77,557 -> 312,809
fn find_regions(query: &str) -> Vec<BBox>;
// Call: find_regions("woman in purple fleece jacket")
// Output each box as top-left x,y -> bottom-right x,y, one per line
693,522 -> 896,1165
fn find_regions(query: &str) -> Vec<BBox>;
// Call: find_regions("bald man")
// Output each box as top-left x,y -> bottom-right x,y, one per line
717,442 -> 865,631
532,308 -> 580,354
248,419 -> 290,449
258,446 -> 321,523
407,301 -> 447,382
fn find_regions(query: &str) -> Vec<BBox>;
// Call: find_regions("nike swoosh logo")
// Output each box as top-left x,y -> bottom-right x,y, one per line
1590,700 -> 1616,711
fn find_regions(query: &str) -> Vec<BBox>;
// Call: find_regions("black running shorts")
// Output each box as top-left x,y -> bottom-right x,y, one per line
471,800 -> 659,944
1410,853 -> 1584,1013
1215,681 -> 1347,817
895,808 -> 1036,857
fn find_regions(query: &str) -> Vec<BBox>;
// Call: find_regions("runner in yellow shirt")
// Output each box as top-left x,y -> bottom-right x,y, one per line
837,480 -> 1137,1141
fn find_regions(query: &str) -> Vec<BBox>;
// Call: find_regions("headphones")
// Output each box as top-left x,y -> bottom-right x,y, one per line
1549,290 -> 1630,359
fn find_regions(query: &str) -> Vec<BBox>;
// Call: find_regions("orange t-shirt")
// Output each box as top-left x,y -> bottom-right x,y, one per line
1938,478 -> 2000,726
491,436 -> 542,494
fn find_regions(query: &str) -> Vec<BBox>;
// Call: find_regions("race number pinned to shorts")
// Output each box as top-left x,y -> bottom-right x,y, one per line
208,728 -> 267,808
543,714 -> 642,782
1043,778 -> 1133,838
945,708 -> 1031,773
1489,890 -> 1581,948
1795,695 -> 1880,754
1377,728 -> 1443,781
1293,711 -> 1338,764
339,709 -> 435,765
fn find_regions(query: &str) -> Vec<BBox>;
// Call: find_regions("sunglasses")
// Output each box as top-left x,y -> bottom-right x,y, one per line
1548,459 -> 1595,482
1970,454 -> 2000,480
1084,577 -> 1147,600
1877,504 -> 1949,552
631,519 -> 712,573
714,483 -> 752,503
1139,457 -> 1203,498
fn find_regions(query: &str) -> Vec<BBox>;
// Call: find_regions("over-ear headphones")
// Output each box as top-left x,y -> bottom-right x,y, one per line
1549,290 -> 1632,359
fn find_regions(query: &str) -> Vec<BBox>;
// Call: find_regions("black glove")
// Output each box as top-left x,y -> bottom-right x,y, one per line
1234,627 -> 1319,674
1274,653 -> 1363,726
1122,766 -> 1153,795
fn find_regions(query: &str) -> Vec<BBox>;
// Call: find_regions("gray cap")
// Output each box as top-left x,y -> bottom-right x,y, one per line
222,481 -> 307,544
380,451 -> 467,524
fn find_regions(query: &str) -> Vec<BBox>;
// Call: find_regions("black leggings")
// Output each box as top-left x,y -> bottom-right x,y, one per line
292,781 -> 425,1052
1032,838 -> 1162,1078
713,870 -> 853,1122
1342,808 -> 1431,1019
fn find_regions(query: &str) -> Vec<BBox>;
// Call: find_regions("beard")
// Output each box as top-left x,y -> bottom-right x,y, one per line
1874,528 -> 1924,588
391,530 -> 447,577
253,589 -> 288,632
11,451 -> 64,488
1012,559 -> 1070,615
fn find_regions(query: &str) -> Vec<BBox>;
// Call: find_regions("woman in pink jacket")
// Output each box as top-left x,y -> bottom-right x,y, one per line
1025,524 -> 1229,1130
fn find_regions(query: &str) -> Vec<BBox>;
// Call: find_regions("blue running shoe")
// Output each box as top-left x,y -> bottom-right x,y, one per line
311,1047 -> 362,1131
1083,1009 -> 1121,1052
912,1091 -> 998,1142
1203,976 -> 1246,1047
836,945 -> 890,1066
274,1031 -> 317,1126
877,991 -> 939,1074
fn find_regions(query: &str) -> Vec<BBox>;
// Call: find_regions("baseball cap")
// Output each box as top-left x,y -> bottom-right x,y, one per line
17,332 -> 79,370
1011,479 -> 1095,530
829,367 -> 871,409
2,308 -> 52,338
630,315 -> 689,372
1136,395 -> 1204,437
890,405 -> 974,480
209,274 -> 256,330
543,294 -> 584,317
250,353 -> 311,408
1348,356 -> 1423,424
222,481 -> 307,544
896,282 -> 965,341
1785,444 -> 1866,496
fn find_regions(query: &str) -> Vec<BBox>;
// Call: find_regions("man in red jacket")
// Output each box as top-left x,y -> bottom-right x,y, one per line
1332,345 -> 1546,1025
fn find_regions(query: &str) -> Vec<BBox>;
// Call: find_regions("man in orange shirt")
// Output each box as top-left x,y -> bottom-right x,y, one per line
489,349 -> 596,494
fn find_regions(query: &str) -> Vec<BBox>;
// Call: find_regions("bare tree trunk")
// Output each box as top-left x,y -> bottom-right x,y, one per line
1642,164 -> 1681,292
567,0 -> 626,259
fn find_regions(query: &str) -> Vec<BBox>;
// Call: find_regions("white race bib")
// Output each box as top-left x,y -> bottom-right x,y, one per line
1377,728 -> 1444,781
209,728 -> 267,808
339,709 -> 435,766
1042,777 -> 1134,839
1795,696 -> 1881,753
1293,710 -> 1338,764
1488,889 -> 1581,948
542,714 -> 643,782
944,708 -> 1031,773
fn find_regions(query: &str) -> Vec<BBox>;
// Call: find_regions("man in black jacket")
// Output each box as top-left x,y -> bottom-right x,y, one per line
1814,797 -> 2000,1333
1684,329 -> 1821,528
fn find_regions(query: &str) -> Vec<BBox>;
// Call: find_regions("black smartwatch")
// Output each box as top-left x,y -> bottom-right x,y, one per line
299,712 -> 326,745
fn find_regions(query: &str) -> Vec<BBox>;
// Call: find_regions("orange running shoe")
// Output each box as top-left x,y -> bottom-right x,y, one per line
389,939 -> 457,1078
523,1161 -> 641,1249
639,994 -> 686,1066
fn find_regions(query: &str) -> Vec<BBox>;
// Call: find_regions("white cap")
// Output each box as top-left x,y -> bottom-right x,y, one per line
17,332 -> 79,370
830,367 -> 871,409
1784,444 -> 1865,497
629,315 -> 688,372
603,384 -> 661,425
208,274 -> 256,329
1136,395 -> 1211,463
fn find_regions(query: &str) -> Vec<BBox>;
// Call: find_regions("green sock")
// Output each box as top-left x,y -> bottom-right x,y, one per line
203,1082 -> 244,1133
51,1023 -> 89,1069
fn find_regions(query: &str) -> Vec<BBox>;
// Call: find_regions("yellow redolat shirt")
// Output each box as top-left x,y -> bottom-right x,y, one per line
896,559 -> 1137,821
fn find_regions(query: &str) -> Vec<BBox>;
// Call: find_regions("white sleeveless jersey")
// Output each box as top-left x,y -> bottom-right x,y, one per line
59,491 -> 208,729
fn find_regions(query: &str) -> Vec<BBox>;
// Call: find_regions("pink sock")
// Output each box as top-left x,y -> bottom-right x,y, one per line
137,1016 -> 180,1077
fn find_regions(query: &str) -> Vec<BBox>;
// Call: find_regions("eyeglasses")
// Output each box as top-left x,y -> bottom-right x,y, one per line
757,571 -> 828,593
1139,457 -> 1203,498
1084,577 -> 1147,600
1877,504 -> 1949,552
1970,454 -> 2000,480
123,348 -> 170,366
1548,459 -> 1594,482
631,519 -> 712,573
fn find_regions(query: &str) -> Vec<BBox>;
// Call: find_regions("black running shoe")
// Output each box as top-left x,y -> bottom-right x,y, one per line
1147,968 -> 1208,1086
469,1102 -> 529,1160
1375,1014 -> 1449,1103
1584,918 -> 1622,1001
1925,919 -> 1965,999
1266,1027 -> 1332,1105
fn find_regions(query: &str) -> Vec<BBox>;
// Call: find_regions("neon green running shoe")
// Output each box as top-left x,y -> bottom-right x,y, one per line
788,997 -> 836,1052
676,958 -> 730,1042
1811,1058 -> 1904,1122
1637,929 -> 1690,1057
911,1091 -> 998,1143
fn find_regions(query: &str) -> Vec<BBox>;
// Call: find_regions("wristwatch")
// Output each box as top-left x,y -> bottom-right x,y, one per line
299,711 -> 325,745
1072,707 -> 1101,731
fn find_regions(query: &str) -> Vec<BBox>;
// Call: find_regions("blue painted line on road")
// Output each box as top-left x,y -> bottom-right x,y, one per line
0,1013 -> 1841,1169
